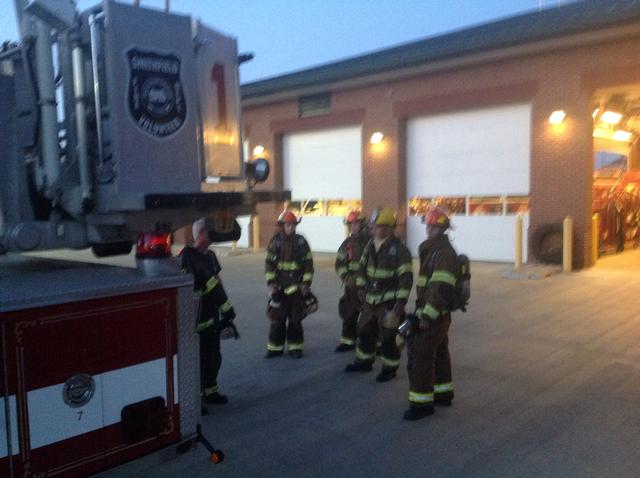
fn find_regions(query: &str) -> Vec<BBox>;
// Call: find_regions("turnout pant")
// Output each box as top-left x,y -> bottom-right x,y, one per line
200,325 -> 222,397
355,302 -> 401,372
338,285 -> 361,345
268,293 -> 305,351
407,314 -> 453,408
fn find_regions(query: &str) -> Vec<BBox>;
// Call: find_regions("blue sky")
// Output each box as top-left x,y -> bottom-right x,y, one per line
1,0 -> 571,83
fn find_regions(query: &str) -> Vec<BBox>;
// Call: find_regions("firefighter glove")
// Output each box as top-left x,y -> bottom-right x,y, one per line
220,321 -> 239,340
344,275 -> 356,289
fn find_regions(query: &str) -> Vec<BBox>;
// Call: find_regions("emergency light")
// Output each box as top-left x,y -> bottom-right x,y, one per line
135,232 -> 172,258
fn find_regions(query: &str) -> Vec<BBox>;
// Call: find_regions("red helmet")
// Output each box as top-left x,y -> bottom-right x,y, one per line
277,209 -> 300,224
344,210 -> 365,224
423,207 -> 450,228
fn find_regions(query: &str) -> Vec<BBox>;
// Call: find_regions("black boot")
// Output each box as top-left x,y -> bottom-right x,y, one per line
403,405 -> 434,421
335,343 -> 355,352
435,392 -> 454,407
345,361 -> 373,372
376,368 -> 396,383
265,350 -> 284,359
203,392 -> 228,405
289,349 -> 303,359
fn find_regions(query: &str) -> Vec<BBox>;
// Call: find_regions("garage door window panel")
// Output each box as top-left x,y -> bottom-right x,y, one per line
408,197 -> 466,216
469,197 -> 503,215
408,196 -> 528,217
506,196 -> 530,214
287,199 -> 363,217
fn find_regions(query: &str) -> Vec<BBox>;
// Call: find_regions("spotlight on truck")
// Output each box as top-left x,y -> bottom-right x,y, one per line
245,158 -> 270,188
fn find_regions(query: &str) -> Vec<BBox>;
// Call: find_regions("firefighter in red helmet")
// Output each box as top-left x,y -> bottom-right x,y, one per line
334,210 -> 370,352
404,206 -> 458,421
264,209 -> 314,358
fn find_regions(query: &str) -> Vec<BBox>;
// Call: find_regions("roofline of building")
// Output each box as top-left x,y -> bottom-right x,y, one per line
243,22 -> 640,108
241,0 -> 640,106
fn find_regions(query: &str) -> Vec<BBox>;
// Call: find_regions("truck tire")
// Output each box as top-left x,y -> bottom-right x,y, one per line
91,241 -> 133,257
531,223 -> 563,264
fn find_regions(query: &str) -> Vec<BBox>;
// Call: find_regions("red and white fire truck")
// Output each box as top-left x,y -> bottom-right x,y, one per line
0,1 -> 282,476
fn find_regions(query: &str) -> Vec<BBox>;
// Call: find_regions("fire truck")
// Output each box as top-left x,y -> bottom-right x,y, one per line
1,1 -> 283,476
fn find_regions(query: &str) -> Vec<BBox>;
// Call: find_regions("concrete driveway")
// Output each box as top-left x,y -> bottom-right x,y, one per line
35,247 -> 640,477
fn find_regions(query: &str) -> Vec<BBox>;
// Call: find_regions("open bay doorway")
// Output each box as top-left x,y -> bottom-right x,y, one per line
592,87 -> 640,261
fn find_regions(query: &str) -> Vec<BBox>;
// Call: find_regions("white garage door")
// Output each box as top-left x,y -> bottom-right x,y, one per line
283,126 -> 362,252
406,103 -> 531,262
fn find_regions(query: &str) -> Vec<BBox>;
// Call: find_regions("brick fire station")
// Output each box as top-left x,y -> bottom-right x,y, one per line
239,0 -> 640,268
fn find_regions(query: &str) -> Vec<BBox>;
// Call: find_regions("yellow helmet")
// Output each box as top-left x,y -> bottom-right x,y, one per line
370,207 -> 396,227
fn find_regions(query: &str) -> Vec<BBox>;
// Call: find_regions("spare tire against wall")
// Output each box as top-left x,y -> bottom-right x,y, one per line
531,223 -> 564,264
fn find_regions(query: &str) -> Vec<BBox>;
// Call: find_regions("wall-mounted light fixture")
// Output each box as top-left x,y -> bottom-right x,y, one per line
253,145 -> 265,156
601,110 -> 623,125
548,110 -> 566,124
613,130 -> 633,142
370,132 -> 384,144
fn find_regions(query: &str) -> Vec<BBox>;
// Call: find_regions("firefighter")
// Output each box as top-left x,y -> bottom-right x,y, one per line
265,209 -> 314,358
334,210 -> 371,352
345,207 -> 413,382
181,218 -> 236,408
404,207 -> 457,421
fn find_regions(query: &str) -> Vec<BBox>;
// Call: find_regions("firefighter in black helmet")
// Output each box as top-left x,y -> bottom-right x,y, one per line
334,210 -> 370,352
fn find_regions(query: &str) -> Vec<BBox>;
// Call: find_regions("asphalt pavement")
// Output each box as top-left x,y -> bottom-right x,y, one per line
34,247 -> 640,477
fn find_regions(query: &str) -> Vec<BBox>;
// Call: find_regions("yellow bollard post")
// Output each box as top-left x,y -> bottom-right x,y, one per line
231,241 -> 237,253
591,213 -> 599,266
563,216 -> 573,272
514,214 -> 523,271
252,215 -> 260,253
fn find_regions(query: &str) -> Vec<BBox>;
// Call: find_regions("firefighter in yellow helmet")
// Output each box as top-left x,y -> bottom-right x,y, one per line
264,210 -> 314,358
345,207 -> 413,382
404,206 -> 458,421
334,210 -> 371,352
